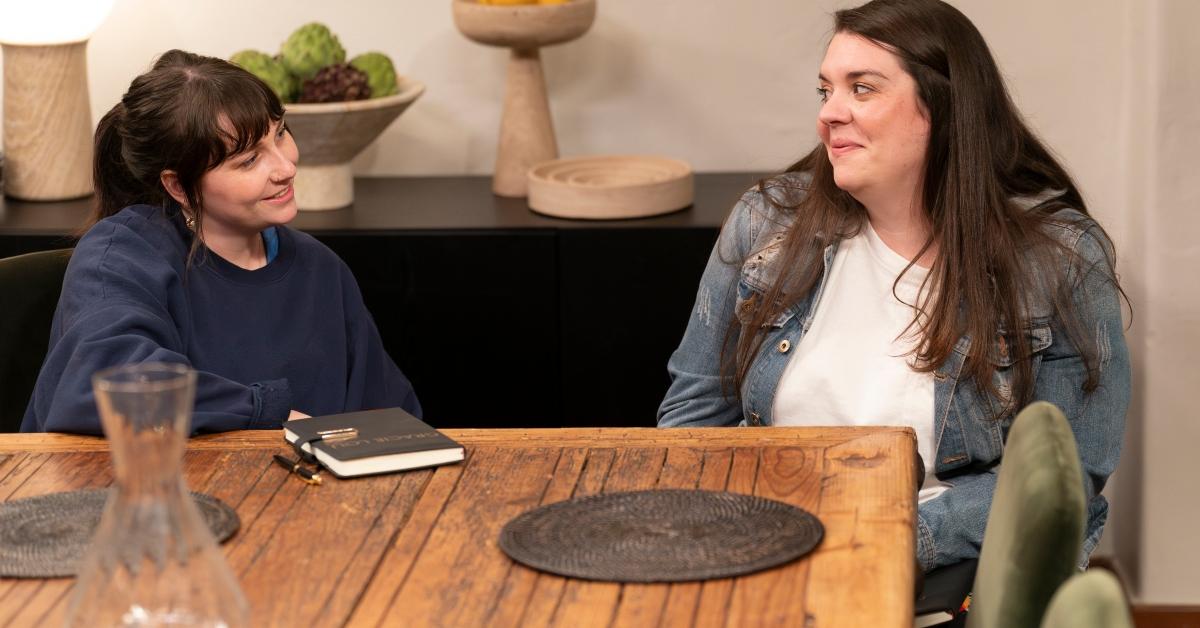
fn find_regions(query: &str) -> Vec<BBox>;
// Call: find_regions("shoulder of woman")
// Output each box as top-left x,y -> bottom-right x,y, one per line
739,171 -> 812,210
1015,196 -> 1116,276
1038,206 -> 1112,257
728,172 -> 811,237
58,205 -> 187,317
76,205 -> 186,268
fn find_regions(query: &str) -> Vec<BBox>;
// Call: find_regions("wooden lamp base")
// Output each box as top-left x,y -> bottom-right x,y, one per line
2,41 -> 94,201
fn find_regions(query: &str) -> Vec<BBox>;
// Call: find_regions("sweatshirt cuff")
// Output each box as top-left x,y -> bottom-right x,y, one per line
249,379 -> 291,429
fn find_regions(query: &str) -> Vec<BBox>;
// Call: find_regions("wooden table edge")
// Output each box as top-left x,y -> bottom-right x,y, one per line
0,426 -> 918,452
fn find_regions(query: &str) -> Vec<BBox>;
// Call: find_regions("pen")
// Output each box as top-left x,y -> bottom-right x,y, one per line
273,453 -> 322,485
318,427 -> 358,442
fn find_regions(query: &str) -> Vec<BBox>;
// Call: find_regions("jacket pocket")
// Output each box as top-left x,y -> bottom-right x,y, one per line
734,279 -> 796,329
989,324 -> 1053,420
988,324 -> 1053,367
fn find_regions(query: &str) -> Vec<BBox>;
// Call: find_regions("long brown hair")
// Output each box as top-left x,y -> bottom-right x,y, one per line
727,0 -> 1124,416
89,49 -> 284,261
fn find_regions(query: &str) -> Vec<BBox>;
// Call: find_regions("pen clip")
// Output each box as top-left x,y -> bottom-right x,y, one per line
298,469 -> 322,486
318,427 -> 358,442
274,453 -> 322,486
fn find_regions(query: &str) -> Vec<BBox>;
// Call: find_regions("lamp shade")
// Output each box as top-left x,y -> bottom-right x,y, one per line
0,0 -> 114,45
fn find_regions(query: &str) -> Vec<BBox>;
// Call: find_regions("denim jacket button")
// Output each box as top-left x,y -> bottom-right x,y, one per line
749,412 -> 762,426
778,339 -> 791,353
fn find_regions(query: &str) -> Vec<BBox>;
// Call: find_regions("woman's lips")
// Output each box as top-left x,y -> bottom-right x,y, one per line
263,184 -> 294,204
828,141 -> 863,157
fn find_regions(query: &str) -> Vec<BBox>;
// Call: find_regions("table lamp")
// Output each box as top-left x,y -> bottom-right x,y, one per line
0,0 -> 114,201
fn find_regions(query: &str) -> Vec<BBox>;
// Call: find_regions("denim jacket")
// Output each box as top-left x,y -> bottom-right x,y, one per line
657,173 -> 1130,571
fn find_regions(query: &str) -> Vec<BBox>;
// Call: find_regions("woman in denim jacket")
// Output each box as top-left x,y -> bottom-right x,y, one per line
657,0 -> 1130,573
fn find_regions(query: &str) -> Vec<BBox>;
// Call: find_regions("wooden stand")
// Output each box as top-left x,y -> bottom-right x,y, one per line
1,42 -> 94,201
495,48 -> 556,198
452,0 -> 596,198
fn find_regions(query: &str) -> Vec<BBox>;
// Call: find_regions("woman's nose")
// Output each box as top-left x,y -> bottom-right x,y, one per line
270,148 -> 297,181
818,91 -> 852,126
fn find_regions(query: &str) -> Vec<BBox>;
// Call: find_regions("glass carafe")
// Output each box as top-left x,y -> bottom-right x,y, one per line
64,362 -> 249,627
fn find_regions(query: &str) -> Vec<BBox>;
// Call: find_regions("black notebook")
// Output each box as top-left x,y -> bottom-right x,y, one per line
283,407 -> 464,478
915,558 -> 976,627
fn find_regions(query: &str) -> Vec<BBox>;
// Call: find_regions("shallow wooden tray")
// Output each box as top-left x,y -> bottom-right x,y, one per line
527,155 -> 694,220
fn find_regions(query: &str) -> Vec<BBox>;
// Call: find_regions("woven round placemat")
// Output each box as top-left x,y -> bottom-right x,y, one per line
0,489 -> 239,578
499,489 -> 823,582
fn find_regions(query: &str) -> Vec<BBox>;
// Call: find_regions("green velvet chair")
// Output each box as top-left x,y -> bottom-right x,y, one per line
0,249 -> 72,432
966,401 -> 1087,628
1040,570 -> 1133,628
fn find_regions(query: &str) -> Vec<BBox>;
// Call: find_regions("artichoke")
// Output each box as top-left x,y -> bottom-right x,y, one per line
230,49 -> 298,103
279,23 -> 346,81
349,52 -> 399,98
299,64 -> 372,103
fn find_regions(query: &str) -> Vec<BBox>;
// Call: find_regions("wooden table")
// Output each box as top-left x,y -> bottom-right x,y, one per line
0,427 -> 917,627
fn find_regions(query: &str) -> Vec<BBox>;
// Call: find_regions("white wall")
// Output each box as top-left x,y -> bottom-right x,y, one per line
1109,0 -> 1152,600
1,0 -> 1194,604
1127,0 -> 1200,606
0,0 -> 1138,227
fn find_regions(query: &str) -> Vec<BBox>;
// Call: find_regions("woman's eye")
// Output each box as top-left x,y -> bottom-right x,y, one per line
816,87 -> 830,102
240,154 -> 258,168
852,83 -> 873,95
276,124 -> 288,139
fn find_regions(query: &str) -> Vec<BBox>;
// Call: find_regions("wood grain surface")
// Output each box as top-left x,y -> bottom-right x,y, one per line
0,427 -> 916,627
1,42 -> 94,201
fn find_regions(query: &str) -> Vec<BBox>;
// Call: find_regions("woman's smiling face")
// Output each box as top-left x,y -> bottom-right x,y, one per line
816,32 -> 931,206
197,118 -> 299,234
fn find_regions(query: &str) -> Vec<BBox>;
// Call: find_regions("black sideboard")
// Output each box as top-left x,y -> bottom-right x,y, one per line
0,174 -> 762,428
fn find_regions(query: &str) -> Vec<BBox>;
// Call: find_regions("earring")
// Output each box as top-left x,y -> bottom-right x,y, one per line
185,215 -> 196,230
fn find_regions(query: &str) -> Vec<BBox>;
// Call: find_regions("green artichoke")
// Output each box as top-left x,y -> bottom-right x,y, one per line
230,50 -> 298,103
279,23 -> 346,81
349,52 -> 399,98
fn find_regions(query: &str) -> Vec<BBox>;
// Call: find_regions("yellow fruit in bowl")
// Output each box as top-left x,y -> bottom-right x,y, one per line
474,0 -> 570,4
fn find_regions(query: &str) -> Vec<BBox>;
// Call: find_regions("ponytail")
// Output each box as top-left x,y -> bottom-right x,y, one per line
89,104 -> 147,229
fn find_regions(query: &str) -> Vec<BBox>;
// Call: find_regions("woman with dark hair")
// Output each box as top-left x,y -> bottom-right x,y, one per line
658,0 -> 1129,572
22,50 -> 420,434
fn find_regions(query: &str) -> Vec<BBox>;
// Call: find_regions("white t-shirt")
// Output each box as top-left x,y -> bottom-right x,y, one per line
772,222 -> 948,503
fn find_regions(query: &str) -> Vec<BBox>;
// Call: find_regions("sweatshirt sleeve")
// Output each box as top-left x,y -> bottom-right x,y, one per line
22,216 -> 292,435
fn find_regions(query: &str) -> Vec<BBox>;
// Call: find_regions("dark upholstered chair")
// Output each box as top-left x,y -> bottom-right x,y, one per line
1040,570 -> 1133,628
966,401 -> 1087,628
0,249 -> 72,432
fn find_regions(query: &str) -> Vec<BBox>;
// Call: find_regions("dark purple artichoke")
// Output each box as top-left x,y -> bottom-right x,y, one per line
298,64 -> 372,103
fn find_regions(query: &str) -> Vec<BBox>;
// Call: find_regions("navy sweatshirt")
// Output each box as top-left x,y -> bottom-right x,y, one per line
21,205 -> 420,434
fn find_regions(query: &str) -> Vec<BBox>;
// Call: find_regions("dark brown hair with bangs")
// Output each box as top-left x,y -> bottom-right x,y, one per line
90,49 -> 284,261
725,0 -> 1126,417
